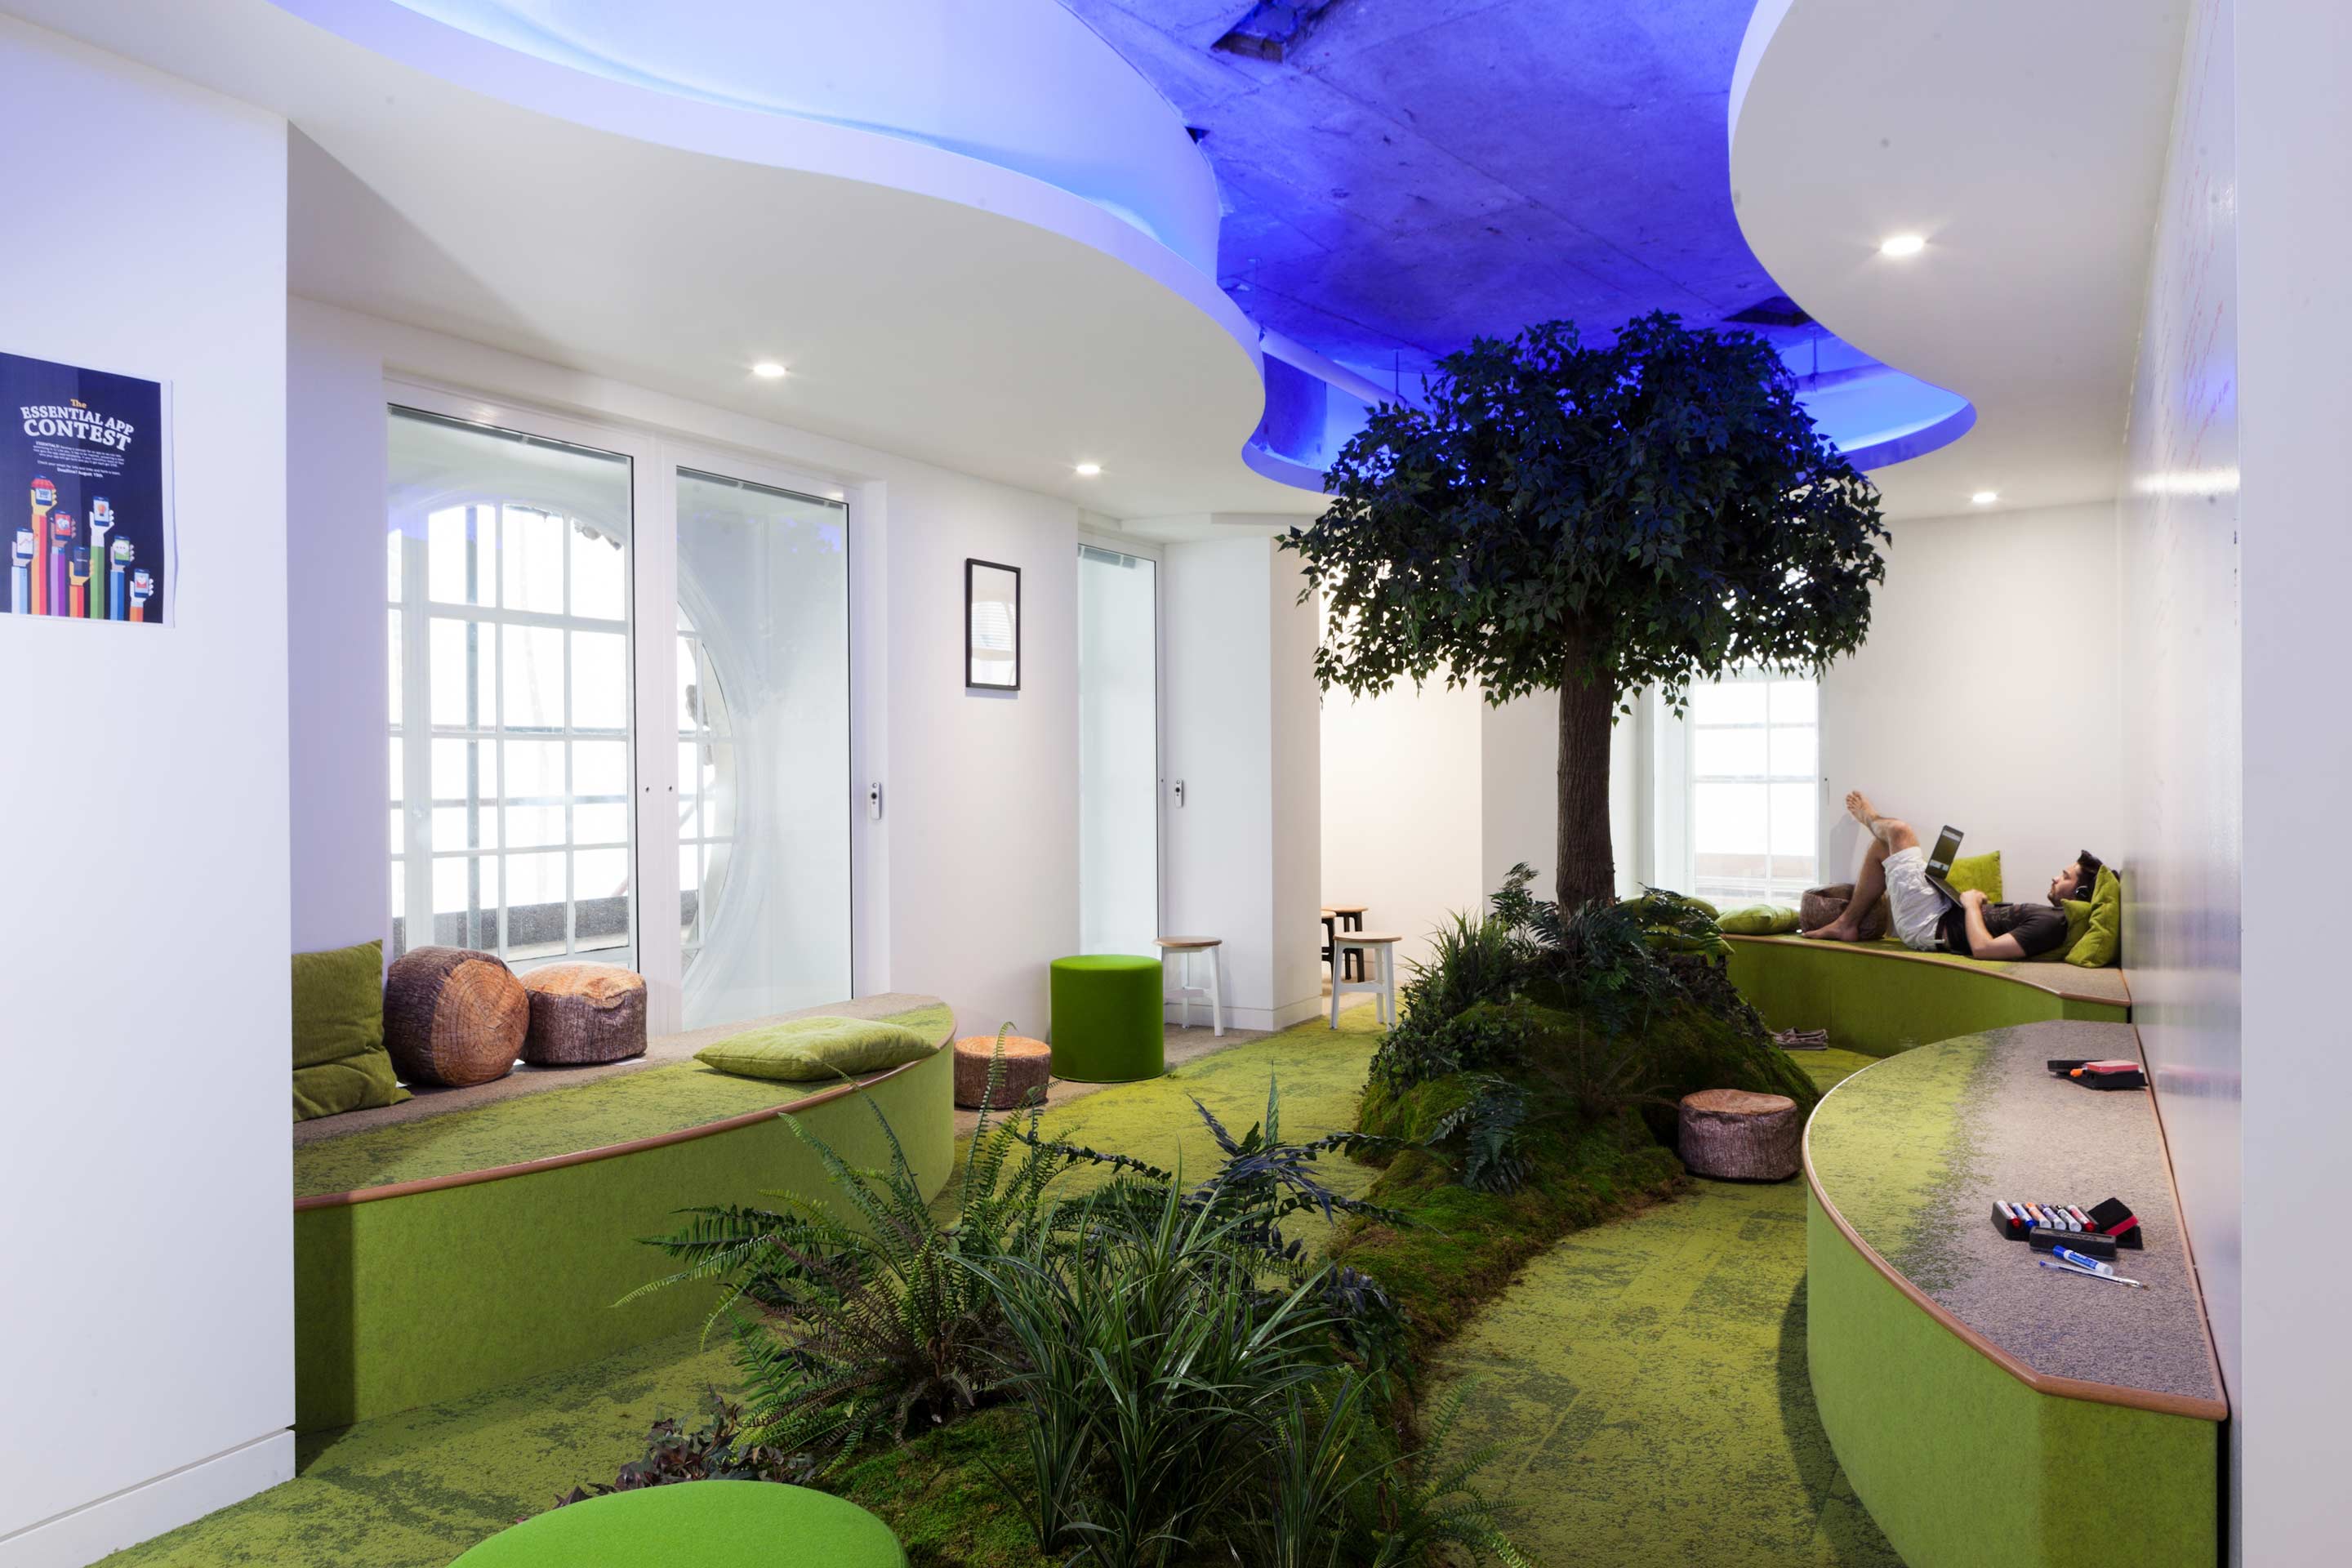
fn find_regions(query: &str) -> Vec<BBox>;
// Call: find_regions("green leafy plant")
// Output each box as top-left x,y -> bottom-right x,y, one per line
544,1394 -> 808,1512
1428,1075 -> 1533,1195
1285,312 -> 1886,903
1361,1384 -> 1533,1568
633,1029 -> 1063,1468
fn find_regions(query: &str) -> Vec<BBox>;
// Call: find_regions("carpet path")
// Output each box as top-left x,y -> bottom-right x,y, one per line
1431,1049 -> 1907,1567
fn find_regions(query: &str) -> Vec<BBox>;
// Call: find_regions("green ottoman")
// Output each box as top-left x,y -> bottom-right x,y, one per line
452,1480 -> 903,1566
1049,954 -> 1165,1083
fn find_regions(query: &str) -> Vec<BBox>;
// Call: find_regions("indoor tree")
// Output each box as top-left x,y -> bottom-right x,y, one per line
1284,312 -> 1888,905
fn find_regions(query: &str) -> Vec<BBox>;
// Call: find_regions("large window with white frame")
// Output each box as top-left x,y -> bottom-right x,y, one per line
387,406 -> 638,969
1654,670 -> 1819,906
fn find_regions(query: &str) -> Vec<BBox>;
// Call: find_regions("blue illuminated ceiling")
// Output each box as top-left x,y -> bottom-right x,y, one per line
1061,0 -> 1968,464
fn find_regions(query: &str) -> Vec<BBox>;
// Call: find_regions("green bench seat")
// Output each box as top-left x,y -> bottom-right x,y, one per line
1724,933 -> 2128,1056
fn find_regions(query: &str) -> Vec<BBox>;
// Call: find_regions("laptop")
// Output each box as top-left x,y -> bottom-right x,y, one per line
1924,825 -> 1967,908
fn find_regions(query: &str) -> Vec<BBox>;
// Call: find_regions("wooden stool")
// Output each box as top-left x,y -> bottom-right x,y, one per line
1325,904 -> 1368,980
1677,1089 -> 1802,1181
952,1034 -> 1052,1110
1155,937 -> 1223,1036
1330,932 -> 1400,1028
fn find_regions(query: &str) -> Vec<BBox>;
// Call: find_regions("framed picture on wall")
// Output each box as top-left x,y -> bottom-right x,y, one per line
3,348 -> 172,626
965,558 -> 1021,690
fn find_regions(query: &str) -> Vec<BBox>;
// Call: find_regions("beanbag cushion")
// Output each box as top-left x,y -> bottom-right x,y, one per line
292,938 -> 410,1120
697,1015 -> 938,1082
1716,903 -> 1801,936
2065,865 -> 2123,968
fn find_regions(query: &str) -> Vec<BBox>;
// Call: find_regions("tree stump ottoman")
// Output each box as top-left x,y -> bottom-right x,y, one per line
519,962 -> 648,1066
1800,883 -> 1891,941
952,1034 -> 1052,1110
1677,1089 -> 1803,1181
383,946 -> 528,1088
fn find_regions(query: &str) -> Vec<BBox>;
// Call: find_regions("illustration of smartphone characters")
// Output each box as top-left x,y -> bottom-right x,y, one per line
129,568 -> 154,624
47,511 -> 75,617
29,478 -> 56,615
109,537 -> 133,621
69,546 -> 90,618
9,529 -> 31,615
87,499 -> 115,620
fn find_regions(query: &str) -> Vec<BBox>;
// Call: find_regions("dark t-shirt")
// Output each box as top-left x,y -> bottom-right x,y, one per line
1937,900 -> 2069,959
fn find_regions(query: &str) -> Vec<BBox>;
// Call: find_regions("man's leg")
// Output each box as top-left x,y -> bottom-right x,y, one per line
1801,792 -> 1919,940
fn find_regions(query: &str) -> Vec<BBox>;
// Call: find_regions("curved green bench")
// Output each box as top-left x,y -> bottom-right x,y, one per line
1806,1022 -> 2220,1568
1724,933 -> 2128,1056
292,998 -> 955,1432
452,1481 -> 904,1566
1049,954 -> 1165,1082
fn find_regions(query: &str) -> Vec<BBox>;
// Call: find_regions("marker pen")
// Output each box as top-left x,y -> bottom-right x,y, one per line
129,568 -> 154,623
2053,1245 -> 2114,1277
9,529 -> 30,614
28,478 -> 55,617
68,546 -> 89,618
85,499 -> 114,620
2038,1258 -> 2147,1290
109,537 -> 132,621
48,512 -> 75,616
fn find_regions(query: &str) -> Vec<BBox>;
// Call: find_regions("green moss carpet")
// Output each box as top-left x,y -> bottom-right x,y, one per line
113,1011 -> 1903,1567
1432,1049 -> 1904,1567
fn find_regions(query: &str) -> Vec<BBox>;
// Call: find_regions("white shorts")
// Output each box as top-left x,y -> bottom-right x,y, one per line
1882,845 -> 1948,953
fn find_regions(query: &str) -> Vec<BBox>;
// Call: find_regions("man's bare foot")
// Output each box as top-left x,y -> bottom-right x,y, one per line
1845,790 -> 1880,828
1800,920 -> 1860,942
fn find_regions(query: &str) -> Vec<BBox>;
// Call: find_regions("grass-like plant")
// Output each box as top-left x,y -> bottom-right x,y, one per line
631,1032 -> 1062,1466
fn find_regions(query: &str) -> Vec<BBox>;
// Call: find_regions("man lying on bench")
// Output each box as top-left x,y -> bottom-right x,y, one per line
1799,791 -> 2100,960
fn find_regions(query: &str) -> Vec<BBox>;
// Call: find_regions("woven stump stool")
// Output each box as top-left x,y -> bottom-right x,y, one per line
1677,1089 -> 1802,1181
1048,954 -> 1165,1083
519,963 -> 648,1066
384,946 -> 528,1088
952,1034 -> 1052,1110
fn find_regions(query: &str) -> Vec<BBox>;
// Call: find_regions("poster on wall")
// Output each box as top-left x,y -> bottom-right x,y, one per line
3,349 -> 171,626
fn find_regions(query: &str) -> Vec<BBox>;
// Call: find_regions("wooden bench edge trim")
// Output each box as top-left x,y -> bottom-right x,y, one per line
1725,933 -> 2130,1008
2132,1022 -> 2234,1416
293,1051 -> 936,1213
1802,1072 -> 2227,1423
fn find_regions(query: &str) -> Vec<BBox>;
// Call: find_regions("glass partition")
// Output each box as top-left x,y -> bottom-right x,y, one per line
1078,542 -> 1160,956
674,468 -> 852,1026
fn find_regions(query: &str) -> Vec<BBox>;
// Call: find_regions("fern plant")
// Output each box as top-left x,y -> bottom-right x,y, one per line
632,1029 -> 1062,1468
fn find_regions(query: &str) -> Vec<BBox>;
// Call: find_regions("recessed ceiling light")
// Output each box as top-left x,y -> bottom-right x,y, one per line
1878,234 -> 1927,258
1074,462 -> 1102,477
1971,490 -> 1998,505
751,361 -> 787,379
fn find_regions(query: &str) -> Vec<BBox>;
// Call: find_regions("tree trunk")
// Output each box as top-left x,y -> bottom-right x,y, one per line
1554,650 -> 1617,908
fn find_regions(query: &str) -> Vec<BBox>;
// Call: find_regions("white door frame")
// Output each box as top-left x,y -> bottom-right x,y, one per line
1077,528 -> 1166,946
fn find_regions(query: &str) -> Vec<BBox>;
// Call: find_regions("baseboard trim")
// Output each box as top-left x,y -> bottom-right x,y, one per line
0,1428 -> 294,1568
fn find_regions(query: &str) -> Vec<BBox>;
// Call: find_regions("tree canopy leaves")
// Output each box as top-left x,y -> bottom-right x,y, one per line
1283,313 -> 1889,710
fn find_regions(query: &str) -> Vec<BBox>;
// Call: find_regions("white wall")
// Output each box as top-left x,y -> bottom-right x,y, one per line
1816,503 -> 2123,898
0,19 -> 295,1564
1322,677 -> 1484,971
2117,3 -> 2244,1543
283,303 -> 1081,1047
1161,532 -> 1324,1030
2234,0 -> 2352,1557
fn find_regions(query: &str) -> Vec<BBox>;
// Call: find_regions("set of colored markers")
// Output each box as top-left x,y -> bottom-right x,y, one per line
1993,1196 -> 2149,1289
10,477 -> 154,621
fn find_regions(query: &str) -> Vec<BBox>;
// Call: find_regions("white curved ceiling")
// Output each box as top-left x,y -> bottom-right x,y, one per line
1731,0 -> 2190,520
9,0 -> 1323,519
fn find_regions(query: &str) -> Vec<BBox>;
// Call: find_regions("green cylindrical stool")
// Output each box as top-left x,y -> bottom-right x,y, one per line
1049,954 -> 1165,1083
452,1480 -> 904,1566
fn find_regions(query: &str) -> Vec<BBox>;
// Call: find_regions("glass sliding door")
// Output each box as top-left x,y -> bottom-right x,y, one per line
674,468 -> 851,1027
387,407 -> 637,969
1077,542 -> 1159,956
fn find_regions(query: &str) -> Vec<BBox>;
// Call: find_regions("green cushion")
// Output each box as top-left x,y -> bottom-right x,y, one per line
452,1480 -> 904,1566
1049,954 -> 1165,1083
1946,851 -> 2002,902
696,1015 -> 937,1083
2036,898 -> 2094,963
2065,866 -> 2123,968
292,938 -> 409,1121
1716,903 -> 1800,936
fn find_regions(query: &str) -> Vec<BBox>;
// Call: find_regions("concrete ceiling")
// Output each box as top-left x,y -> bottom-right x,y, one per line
1061,0 -> 1789,387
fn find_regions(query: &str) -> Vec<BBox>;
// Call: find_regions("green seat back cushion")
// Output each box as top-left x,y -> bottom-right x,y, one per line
2065,865 -> 2123,968
2039,898 -> 2093,962
1946,851 -> 2002,901
292,938 -> 410,1121
697,1015 -> 937,1082
452,1480 -> 904,1566
1716,903 -> 1800,936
